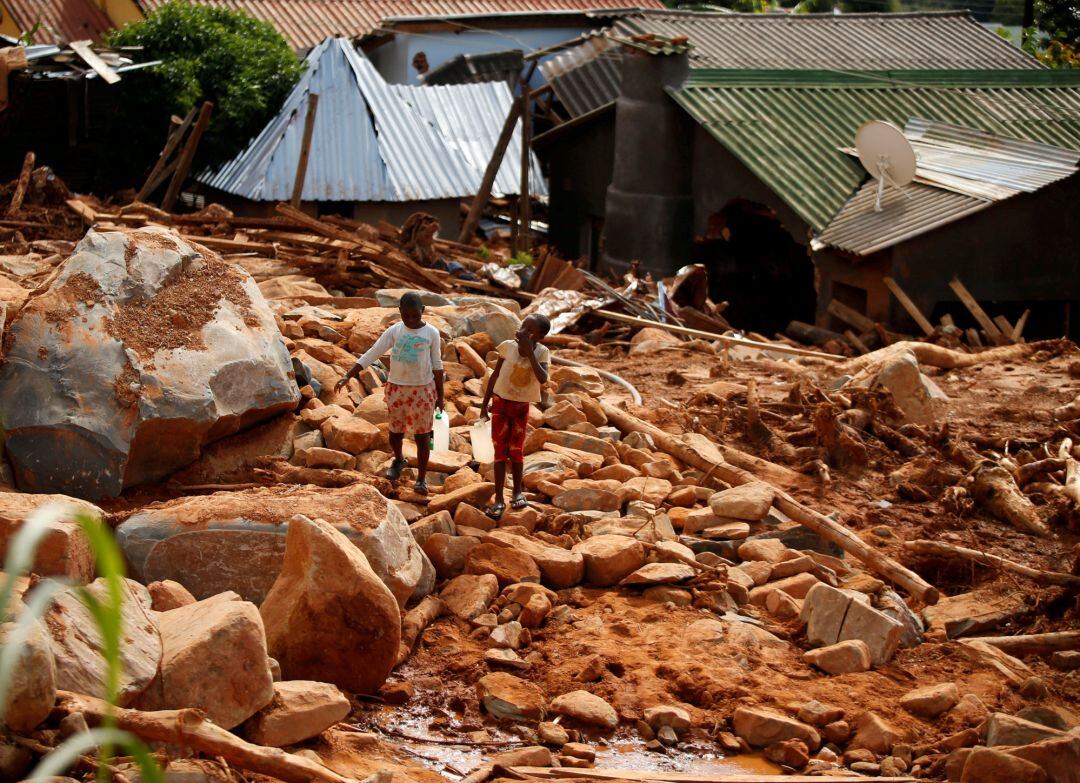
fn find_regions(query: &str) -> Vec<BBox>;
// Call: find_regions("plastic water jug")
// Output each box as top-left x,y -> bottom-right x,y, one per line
433,410 -> 450,453
470,418 -> 495,464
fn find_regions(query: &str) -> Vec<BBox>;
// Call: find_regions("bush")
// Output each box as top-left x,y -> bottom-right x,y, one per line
107,1 -> 303,169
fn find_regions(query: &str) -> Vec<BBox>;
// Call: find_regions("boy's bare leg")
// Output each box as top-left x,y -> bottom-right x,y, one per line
491,460 -> 507,511
389,431 -> 404,461
415,432 -> 431,489
510,461 -> 525,506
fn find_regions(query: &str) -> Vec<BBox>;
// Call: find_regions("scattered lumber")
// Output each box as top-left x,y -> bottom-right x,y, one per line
949,276 -> 1010,346
883,276 -> 934,337
600,401 -> 940,604
55,692 -> 363,783
903,540 -> 1080,588
969,631 -> 1080,656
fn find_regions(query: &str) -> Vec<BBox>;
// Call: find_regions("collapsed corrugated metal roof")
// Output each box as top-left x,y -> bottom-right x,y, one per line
669,68 -> 1080,234
421,49 -> 523,86
202,37 -> 542,202
542,10 -> 1043,119
135,0 -> 664,50
817,117 -> 1079,256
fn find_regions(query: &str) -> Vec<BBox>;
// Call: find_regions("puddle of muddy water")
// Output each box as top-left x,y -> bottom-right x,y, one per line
363,707 -> 782,778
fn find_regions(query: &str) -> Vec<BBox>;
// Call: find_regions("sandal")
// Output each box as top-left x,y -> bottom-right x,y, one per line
385,458 -> 407,482
486,502 -> 506,520
511,494 -> 528,510
413,479 -> 428,496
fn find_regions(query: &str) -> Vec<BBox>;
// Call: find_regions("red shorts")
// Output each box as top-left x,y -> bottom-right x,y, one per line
385,381 -> 436,436
491,395 -> 530,463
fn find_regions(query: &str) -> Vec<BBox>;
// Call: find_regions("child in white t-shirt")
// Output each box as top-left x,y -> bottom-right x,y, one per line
336,292 -> 444,493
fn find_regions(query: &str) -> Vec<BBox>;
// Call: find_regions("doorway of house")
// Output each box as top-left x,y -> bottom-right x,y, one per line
692,199 -> 815,335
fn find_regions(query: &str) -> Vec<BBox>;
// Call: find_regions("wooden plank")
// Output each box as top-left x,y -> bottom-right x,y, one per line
969,630 -> 1080,656
966,328 -> 983,348
290,92 -> 320,208
844,329 -> 870,355
65,199 -> 98,225
69,40 -> 120,85
883,276 -> 934,336
162,101 -> 214,211
6,151 -> 35,216
181,235 -> 276,254
949,276 -> 1009,345
512,766 -> 915,783
993,314 -> 1015,337
135,107 -> 197,202
458,98 -> 522,244
826,298 -> 876,333
1013,308 -> 1031,341
517,82 -> 533,253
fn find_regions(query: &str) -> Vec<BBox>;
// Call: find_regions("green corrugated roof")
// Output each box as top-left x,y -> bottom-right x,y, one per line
669,69 -> 1080,232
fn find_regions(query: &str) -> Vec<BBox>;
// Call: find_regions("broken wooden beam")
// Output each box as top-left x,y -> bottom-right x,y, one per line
162,101 -> 214,211
968,631 -> 1080,657
827,298 -> 876,334
6,151 -> 35,216
949,276 -> 1010,346
290,92 -> 320,208
883,276 -> 934,337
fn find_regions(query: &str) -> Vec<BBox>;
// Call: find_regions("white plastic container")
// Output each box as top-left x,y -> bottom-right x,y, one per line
433,410 -> 450,453
470,418 -> 495,464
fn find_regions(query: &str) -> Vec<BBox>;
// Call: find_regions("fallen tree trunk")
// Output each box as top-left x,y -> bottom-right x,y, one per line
903,540 -> 1080,588
396,595 -> 446,666
55,692 -> 361,783
600,402 -> 940,604
968,631 -> 1080,656
836,341 -> 1034,378
971,462 -> 1052,538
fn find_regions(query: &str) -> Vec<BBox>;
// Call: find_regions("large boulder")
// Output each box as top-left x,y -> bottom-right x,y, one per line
0,493 -> 101,582
259,516 -> 401,695
45,577 -> 161,706
0,603 -> 56,733
0,228 -> 299,499
137,595 -> 274,729
116,484 -> 425,608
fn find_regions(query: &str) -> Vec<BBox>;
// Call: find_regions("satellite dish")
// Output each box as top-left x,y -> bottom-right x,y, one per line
855,120 -> 916,212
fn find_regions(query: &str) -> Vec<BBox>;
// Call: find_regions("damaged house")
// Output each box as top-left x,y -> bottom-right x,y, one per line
534,11 -> 1080,336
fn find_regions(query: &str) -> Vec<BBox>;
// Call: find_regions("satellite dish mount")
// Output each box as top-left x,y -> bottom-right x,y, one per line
855,120 -> 916,212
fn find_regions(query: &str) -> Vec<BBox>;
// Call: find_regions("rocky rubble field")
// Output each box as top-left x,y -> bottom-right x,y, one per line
0,227 -> 1078,783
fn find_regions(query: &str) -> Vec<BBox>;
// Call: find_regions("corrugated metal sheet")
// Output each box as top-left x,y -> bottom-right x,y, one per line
202,38 -> 483,202
421,49 -> 522,86
4,0 -> 113,43
815,181 -> 994,256
390,80 -> 547,196
670,69 -> 1080,233
136,0 -> 664,49
615,10 -> 1041,71
540,35 -> 620,117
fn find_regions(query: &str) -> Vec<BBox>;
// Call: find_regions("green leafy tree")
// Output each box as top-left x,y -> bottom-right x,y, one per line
107,0 -> 303,169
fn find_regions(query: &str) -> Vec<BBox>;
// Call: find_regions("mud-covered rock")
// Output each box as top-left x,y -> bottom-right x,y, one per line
0,493 -> 100,582
0,228 -> 298,498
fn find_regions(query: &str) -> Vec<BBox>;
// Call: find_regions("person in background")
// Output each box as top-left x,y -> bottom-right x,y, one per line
480,314 -> 551,518
336,292 -> 444,494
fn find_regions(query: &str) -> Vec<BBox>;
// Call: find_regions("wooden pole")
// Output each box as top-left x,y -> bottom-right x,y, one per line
291,93 -> 320,208
949,276 -> 1009,345
517,84 -> 532,254
969,631 -> 1080,656
457,100 -> 522,244
162,101 -> 214,212
883,276 -> 934,337
599,402 -> 940,605
903,540 -> 1080,588
136,107 -> 197,202
6,151 -> 35,216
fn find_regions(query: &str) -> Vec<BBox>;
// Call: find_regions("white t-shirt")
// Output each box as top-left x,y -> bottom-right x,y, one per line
493,340 -> 550,403
357,322 -> 443,386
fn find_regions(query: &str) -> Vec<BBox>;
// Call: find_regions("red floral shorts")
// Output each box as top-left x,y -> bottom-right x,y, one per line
385,381 -> 437,436
491,394 -> 530,463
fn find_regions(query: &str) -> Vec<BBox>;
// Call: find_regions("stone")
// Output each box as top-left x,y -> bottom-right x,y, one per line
849,761 -> 880,775
138,597 -> 273,728
800,582 -> 902,665
620,563 -> 695,586
732,707 -> 820,750
485,530 -> 584,589
657,725 -> 679,746
147,580 -> 196,611
572,535 -> 647,587
900,683 -> 960,719
492,746 -> 554,768
871,350 -> 947,426
748,572 -> 819,606
0,229 -> 298,498
519,593 -> 553,628
241,681 -> 350,747
951,693 -> 989,728
0,610 -> 56,733
538,722 -> 570,746
490,621 -> 525,650
621,477 -> 673,507
0,494 -> 100,582
765,590 -> 801,619
441,574 -> 499,620
644,705 -> 692,732
1050,650 -> 1080,670
880,756 -> 907,777
319,417 -> 380,455
765,738 -> 810,769
803,640 -> 872,675
503,582 -> 558,607
553,488 -> 622,513
740,560 -> 774,585
500,506 -> 542,533
643,586 -> 693,606
850,712 -> 901,755
985,713 -> 1065,747
770,555 -> 814,579
484,648 -> 529,671
1017,706 -> 1078,732
259,516 -> 400,696
355,389 -> 389,425
302,447 -> 352,470
544,400 -> 587,430
46,577 -> 161,706
797,701 -> 844,727
454,503 -> 496,533
701,522 -> 751,541
710,483 -> 774,521
961,747 -> 1047,783
1006,735 -> 1080,783
822,720 -> 851,745
424,533 -> 480,579
477,672 -> 545,722
117,484 -> 426,608
550,690 -> 619,730
429,483 -> 497,515
409,511 -> 455,548
737,538 -> 788,563
562,742 -> 597,761
0,741 -> 32,780
592,464 -> 640,482
465,543 -> 540,588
